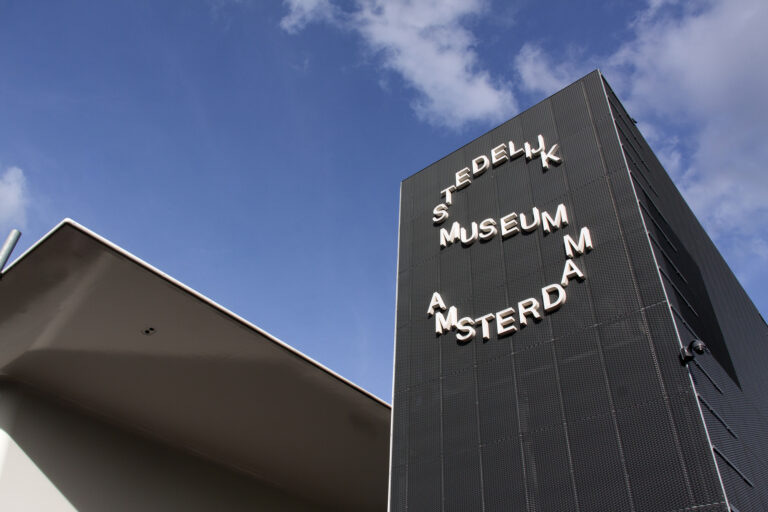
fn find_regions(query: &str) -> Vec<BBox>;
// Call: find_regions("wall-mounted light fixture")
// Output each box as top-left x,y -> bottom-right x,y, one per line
680,339 -> 707,364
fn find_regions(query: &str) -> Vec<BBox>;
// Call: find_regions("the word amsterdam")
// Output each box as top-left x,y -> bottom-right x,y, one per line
427,224 -> 593,343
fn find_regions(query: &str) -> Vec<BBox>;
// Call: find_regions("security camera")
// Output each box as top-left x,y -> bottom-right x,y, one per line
691,339 -> 706,354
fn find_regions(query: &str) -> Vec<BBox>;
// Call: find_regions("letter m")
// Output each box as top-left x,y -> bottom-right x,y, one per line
563,227 -> 593,258
440,222 -> 461,248
542,204 -> 569,233
435,306 -> 458,335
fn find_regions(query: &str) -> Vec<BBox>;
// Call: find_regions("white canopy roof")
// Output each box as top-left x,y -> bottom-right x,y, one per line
0,219 -> 390,511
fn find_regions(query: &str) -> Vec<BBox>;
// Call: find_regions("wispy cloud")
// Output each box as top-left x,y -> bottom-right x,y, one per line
281,0 -> 768,268
514,43 -> 588,97
0,166 -> 28,234
608,0 -> 768,245
280,0 -> 336,33
514,0 -> 768,265
280,0 -> 516,128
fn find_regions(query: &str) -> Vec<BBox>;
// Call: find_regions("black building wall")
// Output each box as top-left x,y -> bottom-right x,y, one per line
604,80 -> 768,511
389,70 -> 763,511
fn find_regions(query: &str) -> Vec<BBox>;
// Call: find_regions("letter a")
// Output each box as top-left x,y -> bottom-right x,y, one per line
427,292 -> 447,317
561,259 -> 585,287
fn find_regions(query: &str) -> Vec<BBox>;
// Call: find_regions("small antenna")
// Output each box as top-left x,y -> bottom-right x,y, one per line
0,229 -> 21,274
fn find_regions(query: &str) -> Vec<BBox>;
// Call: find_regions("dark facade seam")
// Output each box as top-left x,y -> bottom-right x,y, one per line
698,395 -> 738,439
714,447 -> 754,488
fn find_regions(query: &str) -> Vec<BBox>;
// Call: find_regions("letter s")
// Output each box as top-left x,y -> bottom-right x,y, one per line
433,203 -> 449,224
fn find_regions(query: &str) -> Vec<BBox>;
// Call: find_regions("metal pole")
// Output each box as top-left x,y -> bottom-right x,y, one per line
0,229 -> 21,274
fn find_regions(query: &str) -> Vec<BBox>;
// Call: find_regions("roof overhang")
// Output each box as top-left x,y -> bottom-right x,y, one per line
0,220 -> 391,511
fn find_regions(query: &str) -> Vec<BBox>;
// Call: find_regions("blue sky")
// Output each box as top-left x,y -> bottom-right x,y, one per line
1,0 -> 766,401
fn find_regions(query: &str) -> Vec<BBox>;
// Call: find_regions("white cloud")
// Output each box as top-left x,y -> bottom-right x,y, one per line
281,0 -> 768,251
280,0 -> 337,33
280,0 -> 516,128
514,43 -> 586,97
514,0 -> 768,263
606,0 -> 768,245
0,166 -> 28,233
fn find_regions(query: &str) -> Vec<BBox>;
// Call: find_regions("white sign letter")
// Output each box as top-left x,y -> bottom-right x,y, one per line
456,317 -> 476,343
435,306 -> 458,335
427,292 -> 447,317
540,143 -> 561,169
508,141 -> 524,159
440,222 -> 461,248
520,207 -> 541,233
441,185 -> 456,206
542,204 -> 568,234
491,144 -> 508,167
479,218 -> 498,241
525,135 -> 545,160
455,167 -> 471,190
460,222 -> 479,246
517,298 -> 541,327
475,313 -> 495,341
542,283 -> 566,313
563,227 -> 593,258
496,306 -> 517,336
500,213 -> 520,239
561,259 -> 585,287
433,203 -> 449,224
472,155 -> 490,177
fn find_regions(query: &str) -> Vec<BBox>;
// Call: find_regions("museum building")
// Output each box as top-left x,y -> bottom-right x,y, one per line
0,71 -> 766,511
390,70 -> 768,511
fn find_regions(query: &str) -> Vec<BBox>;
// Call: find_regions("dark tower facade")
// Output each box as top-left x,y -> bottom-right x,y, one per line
390,70 -> 768,511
